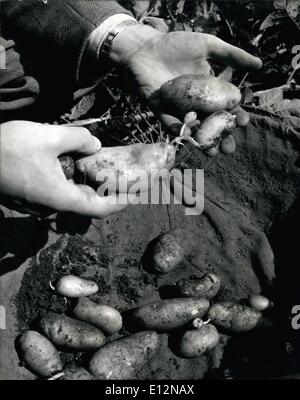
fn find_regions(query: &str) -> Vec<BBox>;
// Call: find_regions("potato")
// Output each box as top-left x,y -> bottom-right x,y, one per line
19,331 -> 62,377
195,111 -> 236,151
177,273 -> 221,300
130,298 -> 209,332
220,134 -> 236,154
73,297 -> 122,335
160,74 -> 241,117
178,324 -> 220,358
55,275 -> 99,298
249,295 -> 273,312
89,331 -> 159,379
208,302 -> 262,333
40,312 -> 105,350
205,146 -> 219,157
76,142 -> 176,193
59,365 -> 94,380
184,111 -> 197,124
153,232 -> 185,273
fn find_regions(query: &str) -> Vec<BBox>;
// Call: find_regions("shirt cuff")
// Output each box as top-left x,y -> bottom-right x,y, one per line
86,13 -> 137,66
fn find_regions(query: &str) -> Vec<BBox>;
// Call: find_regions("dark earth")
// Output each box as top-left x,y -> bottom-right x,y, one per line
14,113 -> 300,379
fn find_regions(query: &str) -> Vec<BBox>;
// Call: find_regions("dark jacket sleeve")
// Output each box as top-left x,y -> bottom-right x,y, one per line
0,0 -> 131,113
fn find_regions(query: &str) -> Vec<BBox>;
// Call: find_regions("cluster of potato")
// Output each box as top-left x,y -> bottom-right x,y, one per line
19,228 -> 272,380
19,75 -> 266,379
160,74 -> 241,156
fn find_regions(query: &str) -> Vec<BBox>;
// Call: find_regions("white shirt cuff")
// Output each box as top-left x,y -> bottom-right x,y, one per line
86,14 -> 137,65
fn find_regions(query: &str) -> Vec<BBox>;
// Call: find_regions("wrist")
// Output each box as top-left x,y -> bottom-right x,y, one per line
109,23 -> 163,66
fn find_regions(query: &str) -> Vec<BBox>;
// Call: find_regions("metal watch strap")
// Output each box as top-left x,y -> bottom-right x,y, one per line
99,20 -> 139,62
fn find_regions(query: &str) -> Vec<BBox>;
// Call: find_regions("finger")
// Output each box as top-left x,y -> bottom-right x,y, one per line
204,34 -> 262,71
50,181 -> 131,219
231,105 -> 250,126
45,125 -> 101,155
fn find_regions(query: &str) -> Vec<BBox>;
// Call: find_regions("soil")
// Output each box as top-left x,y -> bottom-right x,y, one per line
7,113 -> 300,379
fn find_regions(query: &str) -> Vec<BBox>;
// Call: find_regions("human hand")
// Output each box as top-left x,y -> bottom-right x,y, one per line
109,24 -> 262,152
0,121 -> 130,217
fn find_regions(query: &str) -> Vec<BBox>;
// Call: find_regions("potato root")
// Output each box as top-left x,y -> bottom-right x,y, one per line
40,312 -> 105,350
55,275 -> 99,298
76,142 -> 176,193
195,111 -> 236,151
130,298 -> 209,332
178,324 -> 220,358
19,331 -> 62,377
177,273 -> 221,300
208,302 -> 262,333
153,232 -> 185,274
160,74 -> 241,117
89,331 -> 159,379
73,297 -> 122,335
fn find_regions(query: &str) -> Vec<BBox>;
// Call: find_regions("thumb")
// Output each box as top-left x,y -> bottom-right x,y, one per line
45,125 -> 101,156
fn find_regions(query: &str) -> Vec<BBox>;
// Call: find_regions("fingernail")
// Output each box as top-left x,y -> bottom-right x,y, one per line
93,136 -> 101,151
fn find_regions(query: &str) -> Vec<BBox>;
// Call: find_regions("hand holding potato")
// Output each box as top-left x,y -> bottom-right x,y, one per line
0,121 -> 130,218
110,25 -> 262,154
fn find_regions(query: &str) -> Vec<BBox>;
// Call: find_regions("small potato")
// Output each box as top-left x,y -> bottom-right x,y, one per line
153,232 -> 185,274
89,331 -> 159,379
178,324 -> 220,358
177,273 -> 221,300
160,74 -> 241,117
59,365 -> 94,380
40,312 -> 105,350
55,275 -> 99,298
196,111 -> 236,151
205,146 -> 219,157
208,302 -> 262,333
73,297 -> 122,335
19,331 -> 62,377
130,298 -> 209,332
184,111 -> 197,124
249,295 -> 273,312
220,134 -> 236,154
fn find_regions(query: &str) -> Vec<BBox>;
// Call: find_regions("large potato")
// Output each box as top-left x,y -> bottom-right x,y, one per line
208,302 -> 262,333
89,331 -> 159,379
130,298 -> 209,332
73,297 -> 122,335
40,312 -> 105,350
19,330 -> 62,377
178,324 -> 220,358
160,74 -> 241,117
153,231 -> 185,274
76,142 -> 176,193
177,273 -> 221,300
